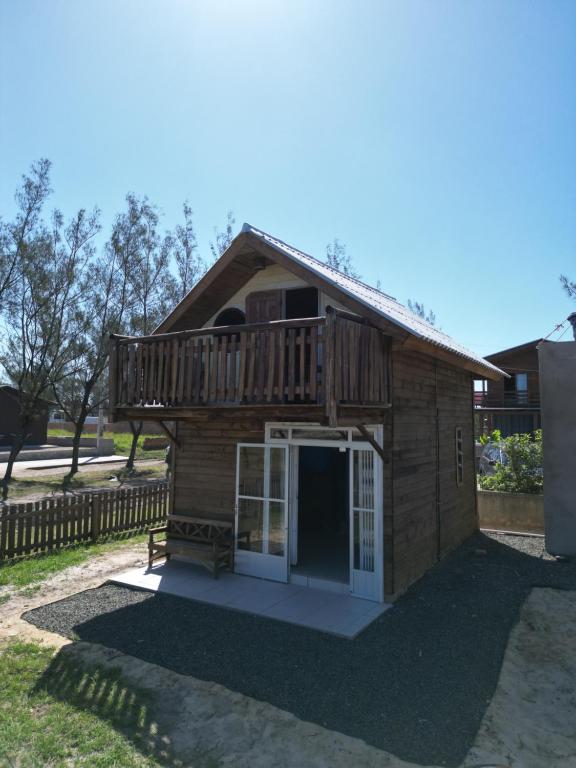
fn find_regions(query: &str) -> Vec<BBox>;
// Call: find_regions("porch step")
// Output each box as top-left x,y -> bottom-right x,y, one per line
289,572 -> 350,595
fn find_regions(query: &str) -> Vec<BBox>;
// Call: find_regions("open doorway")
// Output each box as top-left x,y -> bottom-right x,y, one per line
291,446 -> 349,583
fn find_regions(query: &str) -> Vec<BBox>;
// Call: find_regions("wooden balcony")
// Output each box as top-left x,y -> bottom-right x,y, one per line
474,391 -> 540,409
109,309 -> 391,424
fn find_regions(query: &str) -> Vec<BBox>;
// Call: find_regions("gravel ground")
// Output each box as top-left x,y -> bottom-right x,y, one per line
24,532 -> 576,767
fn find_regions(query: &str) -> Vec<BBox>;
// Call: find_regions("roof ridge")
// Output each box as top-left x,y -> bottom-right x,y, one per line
243,223 -> 398,302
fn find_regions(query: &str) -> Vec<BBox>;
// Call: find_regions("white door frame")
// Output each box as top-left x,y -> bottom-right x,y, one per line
263,423 -> 385,602
234,443 -> 290,582
289,445 -> 299,566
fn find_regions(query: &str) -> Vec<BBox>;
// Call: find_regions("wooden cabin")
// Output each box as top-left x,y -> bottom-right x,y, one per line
109,225 -> 503,602
0,386 -> 51,446
474,340 -> 541,437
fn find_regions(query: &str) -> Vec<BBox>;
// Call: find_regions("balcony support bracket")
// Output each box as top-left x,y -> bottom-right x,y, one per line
356,424 -> 386,463
159,421 -> 181,450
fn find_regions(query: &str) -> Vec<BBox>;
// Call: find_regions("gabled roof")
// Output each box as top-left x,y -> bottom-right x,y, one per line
0,385 -> 54,407
484,339 -> 543,362
157,224 -> 504,380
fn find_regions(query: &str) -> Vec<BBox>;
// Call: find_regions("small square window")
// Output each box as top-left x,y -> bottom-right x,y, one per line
455,427 -> 464,486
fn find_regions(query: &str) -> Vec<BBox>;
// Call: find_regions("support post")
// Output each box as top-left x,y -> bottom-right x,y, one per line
324,307 -> 338,427
108,335 -> 118,422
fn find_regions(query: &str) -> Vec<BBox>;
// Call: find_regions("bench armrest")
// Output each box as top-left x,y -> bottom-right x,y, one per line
149,525 -> 168,543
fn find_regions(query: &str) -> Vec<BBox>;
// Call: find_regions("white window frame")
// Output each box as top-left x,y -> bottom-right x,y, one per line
265,422 -> 380,449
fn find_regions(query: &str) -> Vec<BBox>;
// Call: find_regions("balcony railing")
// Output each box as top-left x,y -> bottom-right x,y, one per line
109,309 -> 391,421
474,391 -> 540,409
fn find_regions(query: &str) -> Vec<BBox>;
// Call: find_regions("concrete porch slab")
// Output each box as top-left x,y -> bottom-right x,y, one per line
109,559 -> 390,638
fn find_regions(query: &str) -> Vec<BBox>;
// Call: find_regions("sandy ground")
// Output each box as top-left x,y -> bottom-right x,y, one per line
3,544 -> 576,767
0,541 -> 148,648
468,587 -> 576,768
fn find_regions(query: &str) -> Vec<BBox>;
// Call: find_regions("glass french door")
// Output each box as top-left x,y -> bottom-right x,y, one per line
235,444 -> 289,582
349,447 -> 382,601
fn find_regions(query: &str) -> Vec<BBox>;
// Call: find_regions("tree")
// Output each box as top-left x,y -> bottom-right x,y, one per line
51,221 -> 139,487
479,430 -> 543,494
0,200 -> 99,498
560,274 -> 576,301
209,210 -> 236,261
164,202 -> 206,304
115,195 -> 179,471
0,159 -> 51,304
325,238 -> 360,278
407,300 -> 436,327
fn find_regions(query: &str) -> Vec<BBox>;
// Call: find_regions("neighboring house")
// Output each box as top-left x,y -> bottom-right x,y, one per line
109,224 -> 503,602
0,386 -> 51,446
475,340 -> 542,437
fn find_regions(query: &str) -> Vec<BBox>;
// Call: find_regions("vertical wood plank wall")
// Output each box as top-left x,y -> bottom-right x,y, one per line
390,350 -> 477,598
172,419 -> 265,523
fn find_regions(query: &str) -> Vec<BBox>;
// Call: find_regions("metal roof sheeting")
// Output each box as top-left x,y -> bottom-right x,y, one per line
242,223 -> 503,378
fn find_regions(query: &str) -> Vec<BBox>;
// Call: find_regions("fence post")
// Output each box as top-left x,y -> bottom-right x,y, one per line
91,493 -> 101,542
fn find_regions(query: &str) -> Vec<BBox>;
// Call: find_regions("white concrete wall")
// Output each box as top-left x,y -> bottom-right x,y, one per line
204,263 -> 348,327
539,340 -> 576,555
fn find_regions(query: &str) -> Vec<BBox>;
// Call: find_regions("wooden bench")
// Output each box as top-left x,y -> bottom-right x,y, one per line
148,515 -> 245,578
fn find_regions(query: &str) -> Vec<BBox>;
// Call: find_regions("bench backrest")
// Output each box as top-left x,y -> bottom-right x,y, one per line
167,515 -> 232,543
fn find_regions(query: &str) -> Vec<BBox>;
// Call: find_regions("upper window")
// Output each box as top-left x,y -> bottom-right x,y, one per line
214,307 -> 246,327
284,287 -> 319,320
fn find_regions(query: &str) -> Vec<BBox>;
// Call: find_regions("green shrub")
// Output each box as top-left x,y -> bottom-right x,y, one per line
479,429 -> 543,494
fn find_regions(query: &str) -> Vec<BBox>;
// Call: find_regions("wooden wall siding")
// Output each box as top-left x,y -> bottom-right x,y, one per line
390,351 -> 476,598
172,419 -> 265,523
110,312 -> 391,419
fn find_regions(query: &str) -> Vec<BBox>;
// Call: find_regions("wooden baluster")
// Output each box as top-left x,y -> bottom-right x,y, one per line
203,336 -> 211,403
219,335 -> 228,401
238,332 -> 247,402
171,338 -> 179,404
228,334 -> 237,402
298,327 -> 306,399
163,342 -> 171,404
210,335 -> 219,402
278,328 -> 286,402
195,338 -> 203,403
266,330 -> 275,402
155,341 -> 163,403
246,332 -> 256,402
309,325 -> 317,402
287,328 -> 296,401
178,339 -> 188,404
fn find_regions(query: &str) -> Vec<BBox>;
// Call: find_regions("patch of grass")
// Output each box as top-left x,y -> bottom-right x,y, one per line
21,584 -> 42,598
47,428 -> 167,460
0,534 -> 147,589
0,641 -> 179,767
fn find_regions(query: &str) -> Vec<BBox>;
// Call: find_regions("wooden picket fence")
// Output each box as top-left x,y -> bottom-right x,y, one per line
0,481 -> 168,561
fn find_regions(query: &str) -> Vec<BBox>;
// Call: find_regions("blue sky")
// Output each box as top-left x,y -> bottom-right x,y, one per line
1,0 -> 575,355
